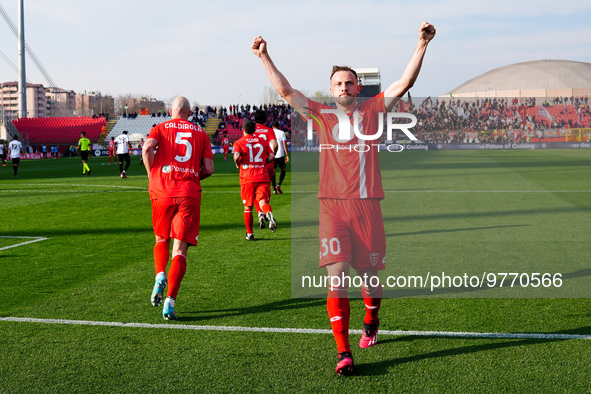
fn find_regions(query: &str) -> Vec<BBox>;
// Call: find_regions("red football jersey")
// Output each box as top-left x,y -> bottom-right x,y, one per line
222,137 -> 230,147
254,123 -> 277,147
233,133 -> 272,185
304,94 -> 386,200
108,140 -> 115,150
147,119 -> 213,199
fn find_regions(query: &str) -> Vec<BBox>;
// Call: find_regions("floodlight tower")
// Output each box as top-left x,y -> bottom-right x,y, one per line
18,0 -> 27,118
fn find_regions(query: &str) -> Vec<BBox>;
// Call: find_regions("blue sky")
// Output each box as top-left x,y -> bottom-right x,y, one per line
0,0 -> 590,107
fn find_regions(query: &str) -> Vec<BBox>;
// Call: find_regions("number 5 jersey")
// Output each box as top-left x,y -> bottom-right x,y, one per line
147,119 -> 214,199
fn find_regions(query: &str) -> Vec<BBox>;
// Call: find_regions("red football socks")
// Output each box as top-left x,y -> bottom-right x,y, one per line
327,287 -> 351,353
244,209 -> 253,234
361,284 -> 383,325
261,203 -> 272,216
153,240 -> 170,275
167,254 -> 187,299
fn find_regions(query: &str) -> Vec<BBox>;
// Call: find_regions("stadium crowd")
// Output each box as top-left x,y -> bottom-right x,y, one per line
212,103 -> 292,145
410,96 -> 591,143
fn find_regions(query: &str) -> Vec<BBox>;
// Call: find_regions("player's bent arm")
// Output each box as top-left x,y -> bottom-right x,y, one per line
142,138 -> 158,176
233,151 -> 241,168
252,36 -> 307,113
270,139 -> 278,153
199,158 -> 214,180
266,151 -> 275,163
383,22 -> 436,110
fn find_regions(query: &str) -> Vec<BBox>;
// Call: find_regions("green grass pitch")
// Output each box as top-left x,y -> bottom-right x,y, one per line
1,150 -> 590,392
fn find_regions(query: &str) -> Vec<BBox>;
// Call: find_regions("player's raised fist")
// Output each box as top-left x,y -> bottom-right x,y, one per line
419,22 -> 436,42
252,36 -> 267,57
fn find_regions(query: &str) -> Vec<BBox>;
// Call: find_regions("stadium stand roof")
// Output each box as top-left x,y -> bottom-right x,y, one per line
354,68 -> 381,85
446,59 -> 591,98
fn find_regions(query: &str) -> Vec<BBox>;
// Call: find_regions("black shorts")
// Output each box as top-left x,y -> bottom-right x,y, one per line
118,153 -> 131,162
81,151 -> 89,161
274,156 -> 286,169
12,157 -> 20,165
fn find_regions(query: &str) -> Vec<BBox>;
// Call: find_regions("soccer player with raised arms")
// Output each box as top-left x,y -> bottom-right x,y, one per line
142,96 -> 214,320
252,22 -> 436,375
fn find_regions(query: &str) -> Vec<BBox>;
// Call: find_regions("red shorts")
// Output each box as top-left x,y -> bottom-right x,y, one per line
109,149 -> 115,156
151,196 -> 201,245
319,199 -> 386,271
241,182 -> 270,207
266,162 -> 275,176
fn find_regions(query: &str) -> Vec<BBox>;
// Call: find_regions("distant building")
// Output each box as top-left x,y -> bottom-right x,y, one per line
120,96 -> 165,115
76,91 -> 115,116
1,82 -> 115,119
46,87 -> 76,117
1,81 -> 48,118
446,59 -> 591,98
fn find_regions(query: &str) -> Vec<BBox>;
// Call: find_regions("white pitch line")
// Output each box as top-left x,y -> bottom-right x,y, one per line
0,237 -> 50,251
1,317 -> 589,340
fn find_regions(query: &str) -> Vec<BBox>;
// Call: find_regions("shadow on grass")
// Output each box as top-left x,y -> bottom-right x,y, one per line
0,220 -> 273,238
356,325 -> 591,376
179,297 -> 326,322
386,224 -> 526,238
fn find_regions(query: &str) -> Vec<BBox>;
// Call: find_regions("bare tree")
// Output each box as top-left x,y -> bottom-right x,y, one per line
115,94 -> 166,115
312,90 -> 330,99
260,85 -> 282,106
90,95 -> 115,116
115,94 -> 135,115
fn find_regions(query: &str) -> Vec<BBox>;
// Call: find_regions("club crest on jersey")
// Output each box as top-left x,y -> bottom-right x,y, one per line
162,165 -> 171,173
242,164 -> 248,170
369,253 -> 379,266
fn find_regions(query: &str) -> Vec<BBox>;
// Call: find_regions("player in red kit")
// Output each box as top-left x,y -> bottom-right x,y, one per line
252,22 -> 436,375
142,96 -> 214,320
108,137 -> 117,164
233,120 -> 276,241
253,110 -> 278,229
222,137 -> 230,161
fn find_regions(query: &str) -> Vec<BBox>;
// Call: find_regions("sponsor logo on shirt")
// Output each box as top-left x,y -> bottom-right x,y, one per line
162,164 -> 198,176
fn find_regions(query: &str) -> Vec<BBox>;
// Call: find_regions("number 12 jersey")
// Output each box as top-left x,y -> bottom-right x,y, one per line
233,133 -> 272,185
